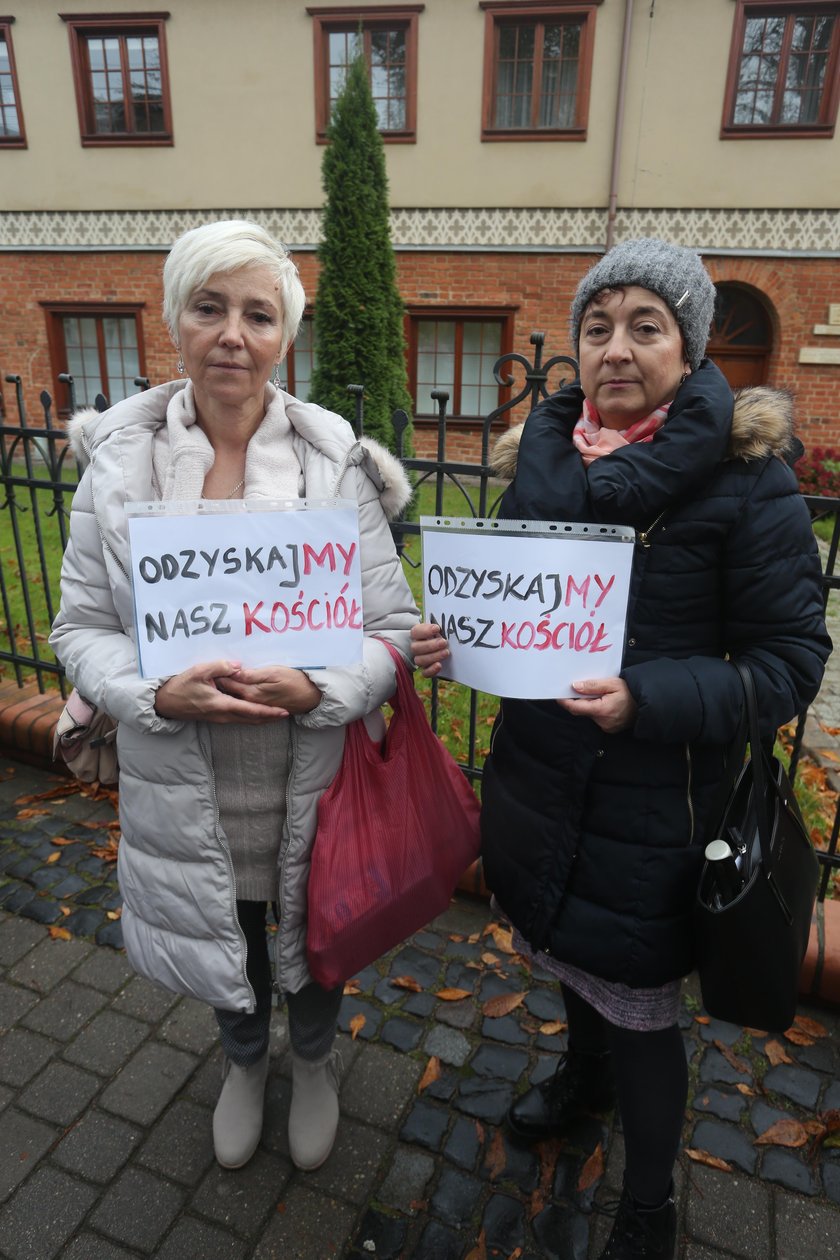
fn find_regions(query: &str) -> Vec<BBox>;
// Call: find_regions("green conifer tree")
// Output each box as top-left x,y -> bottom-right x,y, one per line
309,53 -> 413,452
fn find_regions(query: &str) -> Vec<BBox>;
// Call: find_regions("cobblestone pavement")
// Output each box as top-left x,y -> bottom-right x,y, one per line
1,755 -> 840,1259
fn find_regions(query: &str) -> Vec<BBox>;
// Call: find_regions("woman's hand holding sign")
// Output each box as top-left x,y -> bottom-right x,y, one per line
410,622 -> 450,678
154,659 -> 317,723
557,677 -> 637,734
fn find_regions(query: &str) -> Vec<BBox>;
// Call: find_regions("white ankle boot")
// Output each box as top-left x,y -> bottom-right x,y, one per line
288,1049 -> 341,1171
212,1051 -> 269,1169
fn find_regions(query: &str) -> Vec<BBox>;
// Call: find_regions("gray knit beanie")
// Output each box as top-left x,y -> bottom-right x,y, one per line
570,238 -> 716,371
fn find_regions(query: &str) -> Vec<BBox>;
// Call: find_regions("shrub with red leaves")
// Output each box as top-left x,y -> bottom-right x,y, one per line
795,447 -> 840,499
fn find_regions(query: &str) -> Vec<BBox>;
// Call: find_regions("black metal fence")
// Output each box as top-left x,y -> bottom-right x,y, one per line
1,345 -> 839,897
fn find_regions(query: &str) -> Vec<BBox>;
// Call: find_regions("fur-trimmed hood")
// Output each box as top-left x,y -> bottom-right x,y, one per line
489,384 -> 796,480
67,383 -> 413,521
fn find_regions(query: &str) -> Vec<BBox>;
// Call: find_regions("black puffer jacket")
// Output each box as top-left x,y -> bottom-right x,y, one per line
481,361 -> 830,987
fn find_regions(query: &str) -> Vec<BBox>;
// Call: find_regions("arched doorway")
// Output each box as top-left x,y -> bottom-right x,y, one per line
708,285 -> 773,389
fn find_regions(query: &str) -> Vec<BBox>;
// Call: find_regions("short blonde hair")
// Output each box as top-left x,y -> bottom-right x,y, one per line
163,219 -> 306,356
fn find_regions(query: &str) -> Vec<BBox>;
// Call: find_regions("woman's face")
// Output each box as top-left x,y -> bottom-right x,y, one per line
578,285 -> 689,430
177,265 -> 285,412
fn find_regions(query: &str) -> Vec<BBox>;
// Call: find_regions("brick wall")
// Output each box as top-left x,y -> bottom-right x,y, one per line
1,248 -> 838,453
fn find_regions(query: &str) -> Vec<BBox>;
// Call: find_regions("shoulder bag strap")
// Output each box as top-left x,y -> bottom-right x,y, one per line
733,660 -> 773,872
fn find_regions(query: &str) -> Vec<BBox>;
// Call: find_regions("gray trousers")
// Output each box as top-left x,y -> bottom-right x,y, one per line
214,900 -> 343,1067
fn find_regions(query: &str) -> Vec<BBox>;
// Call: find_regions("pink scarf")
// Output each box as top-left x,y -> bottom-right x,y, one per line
572,398 -> 669,466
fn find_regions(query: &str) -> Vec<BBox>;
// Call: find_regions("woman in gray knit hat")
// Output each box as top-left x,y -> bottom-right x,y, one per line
412,238 -> 829,1259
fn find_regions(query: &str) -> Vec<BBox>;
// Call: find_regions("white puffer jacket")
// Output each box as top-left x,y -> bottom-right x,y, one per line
50,381 -> 418,1008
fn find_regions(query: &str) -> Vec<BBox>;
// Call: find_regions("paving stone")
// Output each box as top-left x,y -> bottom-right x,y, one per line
252,1184 -> 357,1259
444,1113 -> 482,1171
524,989 -> 565,1022
4,857 -> 40,881
797,1041 -> 836,1076
373,977 -> 407,1006
350,1207 -> 409,1260
26,867 -> 65,891
690,1118 -> 758,1175
530,1055 -> 558,1086
19,896 -> 66,925
822,1160 -> 840,1205
761,1147 -> 818,1195
61,908 -> 105,938
481,1014 -> 529,1045
822,1080 -> 840,1110
775,1191 -> 840,1259
304,1117 -> 391,1205
154,1215 -> 247,1260
158,997 -> 218,1054
260,1074 -> 293,1158
341,1042 -> 422,1126
481,1190 -> 525,1254
18,1060 -> 100,1126
413,1219 -> 464,1260
0,1028 -> 56,1087
52,1109 -> 142,1182
387,946 -> 442,989
337,996 -> 381,1040
185,1049 -> 225,1109
482,1129 -> 540,1193
684,1165 -> 770,1256
0,980 -> 38,1031
764,1064 -> 823,1110
470,1043 -> 529,1081
0,1108 -> 57,1201
430,1164 -> 482,1228
0,884 -> 37,913
532,1200 -> 590,1260
137,1098 -> 214,1185
414,929 -> 444,952
89,1166 -> 185,1251
400,1098 -> 450,1151
20,978 -> 106,1041
72,883 -> 114,906
424,1024 -> 471,1066
192,1148 -> 292,1236
377,1145 -> 435,1211
455,1077 -> 515,1124
691,1086 -> 746,1122
422,1067 -> 459,1103
95,921 -> 125,949
48,874 -> 88,899
749,1099 -> 791,1137
7,934 -> 92,995
697,1017 -> 743,1046
380,1015 -> 423,1052
443,961 -> 479,993
61,1235 -> 140,1259
110,975 -> 180,1023
0,1165 -> 98,1259
435,996 -> 477,1030
402,992 -> 436,1018
63,1009 -> 149,1076
698,1046 -> 752,1086
99,1041 -> 198,1124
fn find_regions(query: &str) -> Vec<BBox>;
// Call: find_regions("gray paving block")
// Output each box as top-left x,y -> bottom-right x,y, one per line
89,1166 -> 185,1251
60,1234 -> 139,1260
763,1064 -> 823,1111
18,1059 -> 100,1127
99,1041 -> 198,1124
52,1109 -> 142,1182
775,1189 -> 840,1260
157,997 -> 219,1055
0,1165 -> 97,1259
424,1024 -> 471,1066
0,980 -> 38,1031
684,1165 -> 770,1258
20,978 -> 106,1042
377,1144 -> 435,1212
0,916 -> 45,967
69,949 -> 134,994
137,1098 -> 214,1185
62,1009 -> 149,1077
0,1028 -> 56,1087
8,934 -> 92,994
341,1042 -> 423,1126
0,1108 -> 57,1202
110,975 -> 180,1023
192,1149 -> 293,1237
252,1184 -> 358,1260
303,1116 -> 391,1205
155,1215 -> 247,1260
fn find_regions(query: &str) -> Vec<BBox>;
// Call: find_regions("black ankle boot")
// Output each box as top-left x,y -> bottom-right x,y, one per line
507,1047 -> 615,1141
599,1182 -> 676,1259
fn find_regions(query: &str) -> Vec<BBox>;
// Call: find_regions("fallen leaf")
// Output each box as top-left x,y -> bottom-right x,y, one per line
464,1228 -> 488,1260
349,1014 -> 365,1040
744,1027 -> 768,1038
529,1136 -> 561,1220
484,1128 -> 507,1180
765,1039 -> 793,1066
46,852 -> 62,865
16,808 -> 50,819
50,837 -> 75,847
106,909 -> 121,921
754,1119 -> 810,1148
684,1147 -> 733,1172
784,1028 -> 815,1047
14,785 -> 73,804
343,979 -> 361,996
436,988 -> 471,1002
793,1015 -> 829,1039
507,1250 -> 523,1260
409,1199 -> 428,1213
467,932 -> 481,945
714,1040 -> 750,1075
482,992 -> 525,1019
276,1202 -> 286,1214
391,975 -> 422,992
735,1083 -> 756,1096
486,925 -> 515,955
48,926 -> 71,941
539,1020 -> 567,1036
59,906 -> 71,917
577,1142 -> 604,1191
449,934 -> 464,943
418,1056 -> 441,1094
481,952 -> 500,966
694,1015 -> 711,1025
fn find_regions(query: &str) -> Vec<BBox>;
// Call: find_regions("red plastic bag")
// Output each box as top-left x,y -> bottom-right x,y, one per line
306,641 -> 481,988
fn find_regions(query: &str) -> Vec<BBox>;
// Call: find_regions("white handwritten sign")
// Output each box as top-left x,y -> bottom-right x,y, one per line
126,500 -> 363,678
420,517 -> 635,699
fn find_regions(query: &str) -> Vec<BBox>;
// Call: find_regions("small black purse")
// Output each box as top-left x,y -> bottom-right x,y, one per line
694,661 -> 819,1032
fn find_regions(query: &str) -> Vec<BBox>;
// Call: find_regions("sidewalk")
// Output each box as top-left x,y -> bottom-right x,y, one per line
1,756 -> 840,1259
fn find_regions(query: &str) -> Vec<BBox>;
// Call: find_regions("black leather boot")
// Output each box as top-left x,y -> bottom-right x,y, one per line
507,1047 -> 615,1140
599,1182 -> 677,1259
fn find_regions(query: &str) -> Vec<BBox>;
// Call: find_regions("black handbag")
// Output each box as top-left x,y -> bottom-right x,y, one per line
694,661 -> 819,1032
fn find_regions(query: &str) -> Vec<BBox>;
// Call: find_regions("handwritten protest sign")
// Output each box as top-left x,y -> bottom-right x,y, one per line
126,500 -> 363,678
420,517 -> 635,699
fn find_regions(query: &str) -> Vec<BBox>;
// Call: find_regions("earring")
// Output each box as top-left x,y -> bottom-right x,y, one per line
679,370 -> 689,384
272,361 -> 282,389
177,356 -> 185,375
